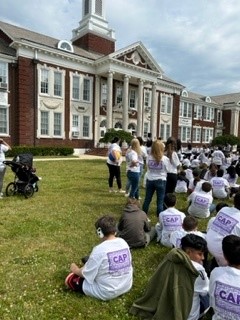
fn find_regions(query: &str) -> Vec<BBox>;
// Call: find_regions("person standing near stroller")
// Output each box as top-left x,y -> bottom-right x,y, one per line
0,138 -> 11,198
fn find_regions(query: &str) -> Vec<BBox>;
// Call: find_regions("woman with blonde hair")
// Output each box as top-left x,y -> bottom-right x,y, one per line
142,139 -> 170,216
125,138 -> 142,199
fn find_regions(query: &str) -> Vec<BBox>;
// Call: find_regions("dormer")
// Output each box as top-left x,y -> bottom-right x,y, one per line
58,40 -> 74,53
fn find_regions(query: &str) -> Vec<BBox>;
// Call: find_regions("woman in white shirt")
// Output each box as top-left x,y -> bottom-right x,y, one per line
142,139 -> 170,216
126,138 -> 141,200
165,137 -> 181,194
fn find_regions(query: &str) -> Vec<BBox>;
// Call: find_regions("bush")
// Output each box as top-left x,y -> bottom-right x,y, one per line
211,134 -> 240,146
6,146 -> 74,157
99,129 -> 133,144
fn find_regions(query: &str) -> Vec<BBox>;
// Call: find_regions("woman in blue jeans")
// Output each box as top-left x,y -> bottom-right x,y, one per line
126,138 -> 141,199
142,139 -> 170,216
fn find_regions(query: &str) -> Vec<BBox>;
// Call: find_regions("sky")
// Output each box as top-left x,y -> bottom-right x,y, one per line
1,0 -> 240,96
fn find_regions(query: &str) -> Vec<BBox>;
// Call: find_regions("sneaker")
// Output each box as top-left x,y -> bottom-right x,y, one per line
118,190 -> 125,194
124,192 -> 129,197
109,189 -> 116,193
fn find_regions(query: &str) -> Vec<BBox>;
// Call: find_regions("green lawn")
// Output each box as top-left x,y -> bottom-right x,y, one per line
0,159 -> 223,319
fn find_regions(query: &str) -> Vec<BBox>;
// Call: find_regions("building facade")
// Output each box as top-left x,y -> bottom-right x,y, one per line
0,0 -> 239,152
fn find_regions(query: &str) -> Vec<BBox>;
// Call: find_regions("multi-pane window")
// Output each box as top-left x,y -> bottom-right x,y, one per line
129,89 -> 136,109
72,76 -> 80,100
180,102 -> 192,118
160,123 -> 171,141
54,113 -> 62,136
192,127 -> 201,143
161,95 -> 172,114
83,116 -> 90,137
144,91 -> 151,108
217,110 -> 222,124
83,78 -> 91,101
193,105 -> 202,119
143,122 -> 149,138
54,72 -> 62,97
202,128 -> 214,143
116,86 -> 123,104
40,69 -> 49,94
202,106 -> 214,121
179,126 -> 191,143
101,83 -> 107,105
0,107 -> 8,134
40,111 -> 49,135
72,114 -> 79,128
0,62 -> 7,85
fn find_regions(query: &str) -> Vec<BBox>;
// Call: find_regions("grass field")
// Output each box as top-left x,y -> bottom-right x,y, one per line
0,158 -> 223,320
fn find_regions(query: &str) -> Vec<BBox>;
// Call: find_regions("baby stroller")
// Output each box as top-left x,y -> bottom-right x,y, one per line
3,153 -> 39,198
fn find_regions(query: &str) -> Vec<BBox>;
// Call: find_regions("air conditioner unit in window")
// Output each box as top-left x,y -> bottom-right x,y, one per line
0,82 -> 7,89
72,131 -> 79,138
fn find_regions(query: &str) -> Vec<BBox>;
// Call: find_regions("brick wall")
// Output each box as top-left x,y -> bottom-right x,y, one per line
72,33 -> 115,55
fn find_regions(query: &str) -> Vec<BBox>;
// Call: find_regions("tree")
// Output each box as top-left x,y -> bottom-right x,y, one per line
211,134 -> 240,146
99,129 -> 133,145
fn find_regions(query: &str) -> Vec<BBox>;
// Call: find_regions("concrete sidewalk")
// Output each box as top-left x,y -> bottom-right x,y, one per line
33,154 -> 107,161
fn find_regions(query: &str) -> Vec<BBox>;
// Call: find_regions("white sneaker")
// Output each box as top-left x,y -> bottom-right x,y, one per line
118,190 -> 125,194
124,192 -> 129,197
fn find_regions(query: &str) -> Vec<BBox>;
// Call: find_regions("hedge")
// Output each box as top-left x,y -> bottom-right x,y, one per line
6,146 -> 74,157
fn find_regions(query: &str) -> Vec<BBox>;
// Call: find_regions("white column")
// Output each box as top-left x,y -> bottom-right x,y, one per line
106,71 -> 113,129
94,75 -> 100,145
230,109 -> 239,135
150,83 -> 158,140
123,75 -> 130,131
137,79 -> 144,137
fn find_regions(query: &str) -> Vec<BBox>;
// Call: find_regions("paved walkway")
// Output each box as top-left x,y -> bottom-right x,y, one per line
33,154 -> 107,161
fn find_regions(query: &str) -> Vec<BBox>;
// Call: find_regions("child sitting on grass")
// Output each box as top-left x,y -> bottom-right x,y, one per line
130,234 -> 209,320
170,216 -> 206,248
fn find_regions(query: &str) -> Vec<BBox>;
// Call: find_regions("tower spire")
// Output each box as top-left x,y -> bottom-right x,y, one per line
72,0 -> 115,55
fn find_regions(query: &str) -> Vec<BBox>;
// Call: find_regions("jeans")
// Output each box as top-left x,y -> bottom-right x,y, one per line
142,179 -> 166,216
127,170 -> 140,199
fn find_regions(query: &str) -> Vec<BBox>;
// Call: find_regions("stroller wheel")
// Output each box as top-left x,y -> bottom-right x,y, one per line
24,184 -> 34,199
6,182 -> 17,196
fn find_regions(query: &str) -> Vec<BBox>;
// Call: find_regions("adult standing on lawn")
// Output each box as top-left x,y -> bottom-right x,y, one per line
142,139 -> 170,216
165,136 -> 181,195
125,138 -> 141,200
0,138 -> 11,198
65,215 -> 133,300
106,137 -> 125,193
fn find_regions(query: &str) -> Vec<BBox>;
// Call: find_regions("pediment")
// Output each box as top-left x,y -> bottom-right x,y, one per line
109,41 -> 163,74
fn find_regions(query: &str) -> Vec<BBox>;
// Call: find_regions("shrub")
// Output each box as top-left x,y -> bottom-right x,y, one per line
99,129 -> 133,145
6,146 -> 74,157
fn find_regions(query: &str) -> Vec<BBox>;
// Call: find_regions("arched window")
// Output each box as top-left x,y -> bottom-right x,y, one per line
58,40 -> 74,53
128,123 -> 136,130
100,119 -> 107,127
114,122 -> 122,129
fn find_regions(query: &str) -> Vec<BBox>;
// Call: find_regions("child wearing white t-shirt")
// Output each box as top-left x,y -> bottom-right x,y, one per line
210,169 -> 230,199
209,235 -> 240,320
187,182 -> 214,218
170,216 -> 206,248
155,193 -> 186,247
